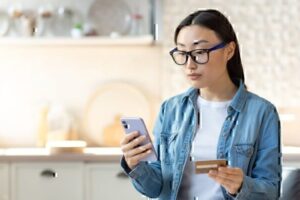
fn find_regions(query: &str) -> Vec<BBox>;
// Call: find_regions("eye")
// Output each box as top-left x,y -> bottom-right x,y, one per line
193,49 -> 207,55
177,51 -> 186,56
173,50 -> 186,57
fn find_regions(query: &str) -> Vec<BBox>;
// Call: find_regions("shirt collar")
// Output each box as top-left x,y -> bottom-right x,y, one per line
181,80 -> 247,113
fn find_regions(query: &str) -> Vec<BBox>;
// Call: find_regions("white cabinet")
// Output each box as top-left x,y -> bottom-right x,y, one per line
85,163 -> 145,200
11,162 -> 84,200
0,164 -> 9,200
1,159 -> 147,200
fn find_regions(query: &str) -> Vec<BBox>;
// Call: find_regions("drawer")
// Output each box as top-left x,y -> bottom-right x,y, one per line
0,164 -> 9,200
85,163 -> 144,200
11,162 -> 83,200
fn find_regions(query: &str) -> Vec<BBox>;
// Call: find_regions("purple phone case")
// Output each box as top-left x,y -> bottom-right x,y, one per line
120,117 -> 157,162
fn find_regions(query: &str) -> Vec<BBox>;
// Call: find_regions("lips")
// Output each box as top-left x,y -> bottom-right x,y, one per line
187,73 -> 202,80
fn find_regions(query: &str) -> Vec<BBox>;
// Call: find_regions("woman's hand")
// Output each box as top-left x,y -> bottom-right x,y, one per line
208,167 -> 244,195
120,131 -> 153,170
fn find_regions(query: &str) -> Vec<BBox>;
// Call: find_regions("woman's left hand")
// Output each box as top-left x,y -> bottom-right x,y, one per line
208,167 -> 244,195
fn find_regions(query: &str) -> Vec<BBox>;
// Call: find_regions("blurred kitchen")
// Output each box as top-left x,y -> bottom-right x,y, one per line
0,0 -> 299,199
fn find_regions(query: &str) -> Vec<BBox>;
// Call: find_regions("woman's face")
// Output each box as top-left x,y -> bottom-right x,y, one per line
176,25 -> 234,89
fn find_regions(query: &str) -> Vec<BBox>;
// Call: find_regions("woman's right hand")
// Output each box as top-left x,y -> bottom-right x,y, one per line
120,131 -> 153,170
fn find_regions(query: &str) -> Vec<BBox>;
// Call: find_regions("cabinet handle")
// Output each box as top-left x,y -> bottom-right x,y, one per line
40,169 -> 58,178
116,171 -> 128,179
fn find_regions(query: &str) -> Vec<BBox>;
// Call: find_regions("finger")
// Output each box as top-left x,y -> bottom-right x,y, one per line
208,170 -> 242,194
212,173 -> 234,186
122,135 -> 146,152
215,170 -> 241,181
218,167 -> 242,175
125,143 -> 153,158
120,131 -> 139,145
130,149 -> 153,163
208,170 -> 240,184
215,177 -> 240,194
207,170 -> 218,178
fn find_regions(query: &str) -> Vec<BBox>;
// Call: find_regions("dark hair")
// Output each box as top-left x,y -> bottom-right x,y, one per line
174,9 -> 245,87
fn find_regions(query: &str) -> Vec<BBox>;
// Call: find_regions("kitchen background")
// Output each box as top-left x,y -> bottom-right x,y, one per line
0,0 -> 299,147
0,0 -> 299,200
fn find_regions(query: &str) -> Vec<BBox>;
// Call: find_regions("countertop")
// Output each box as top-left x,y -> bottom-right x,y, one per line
0,146 -> 300,165
0,147 -> 123,162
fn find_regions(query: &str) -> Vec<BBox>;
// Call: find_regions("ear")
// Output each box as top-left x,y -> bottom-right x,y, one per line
225,41 -> 236,61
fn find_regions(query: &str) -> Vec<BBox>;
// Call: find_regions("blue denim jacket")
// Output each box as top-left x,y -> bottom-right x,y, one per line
121,81 -> 281,200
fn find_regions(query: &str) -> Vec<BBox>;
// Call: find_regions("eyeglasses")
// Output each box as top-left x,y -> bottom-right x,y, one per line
169,42 -> 227,65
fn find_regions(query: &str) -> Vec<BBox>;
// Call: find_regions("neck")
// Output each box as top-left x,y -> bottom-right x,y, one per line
200,77 -> 237,102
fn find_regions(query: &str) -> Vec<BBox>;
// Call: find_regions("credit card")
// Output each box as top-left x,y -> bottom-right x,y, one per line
194,159 -> 227,174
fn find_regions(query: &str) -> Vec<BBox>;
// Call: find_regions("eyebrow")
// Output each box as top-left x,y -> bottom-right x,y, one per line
177,39 -> 209,47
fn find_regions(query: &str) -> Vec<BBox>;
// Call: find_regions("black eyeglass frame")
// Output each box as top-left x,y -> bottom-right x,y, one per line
169,42 -> 227,65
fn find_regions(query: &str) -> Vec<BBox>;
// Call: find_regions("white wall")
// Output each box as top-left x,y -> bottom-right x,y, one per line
0,44 -> 162,147
1,0 -> 300,146
161,0 -> 300,146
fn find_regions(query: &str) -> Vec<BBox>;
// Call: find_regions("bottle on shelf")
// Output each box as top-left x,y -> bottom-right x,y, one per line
36,104 -> 49,147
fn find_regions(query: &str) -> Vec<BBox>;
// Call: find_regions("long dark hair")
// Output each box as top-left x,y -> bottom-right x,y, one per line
174,9 -> 245,87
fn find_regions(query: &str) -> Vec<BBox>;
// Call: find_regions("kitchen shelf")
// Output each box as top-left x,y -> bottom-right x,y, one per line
0,35 -> 154,46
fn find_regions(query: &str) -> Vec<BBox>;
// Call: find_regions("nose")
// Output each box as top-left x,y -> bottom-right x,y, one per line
185,55 -> 198,69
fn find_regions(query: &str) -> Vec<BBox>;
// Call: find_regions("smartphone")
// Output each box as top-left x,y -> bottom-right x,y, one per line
194,159 -> 227,174
120,117 -> 157,162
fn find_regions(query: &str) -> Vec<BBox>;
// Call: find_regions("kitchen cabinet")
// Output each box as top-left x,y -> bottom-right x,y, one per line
0,164 -> 9,200
85,163 -> 145,200
0,158 -> 146,200
11,162 -> 84,200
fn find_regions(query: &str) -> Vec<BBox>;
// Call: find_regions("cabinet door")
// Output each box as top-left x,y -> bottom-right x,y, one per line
85,163 -> 145,200
0,164 -> 9,200
11,162 -> 84,200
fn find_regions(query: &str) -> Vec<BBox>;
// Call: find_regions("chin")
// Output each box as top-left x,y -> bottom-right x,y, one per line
189,80 -> 207,89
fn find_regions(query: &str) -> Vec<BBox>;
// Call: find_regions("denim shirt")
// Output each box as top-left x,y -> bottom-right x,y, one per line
121,81 -> 282,200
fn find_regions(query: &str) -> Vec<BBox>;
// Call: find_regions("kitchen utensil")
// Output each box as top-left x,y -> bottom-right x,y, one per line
36,5 -> 54,37
7,3 -> 24,36
19,14 -> 36,37
84,82 -> 152,146
52,7 -> 80,36
46,140 -> 87,154
0,10 -> 10,36
47,104 -> 72,142
87,0 -> 132,36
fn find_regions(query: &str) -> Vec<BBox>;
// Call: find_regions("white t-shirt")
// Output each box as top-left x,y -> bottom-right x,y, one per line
178,96 -> 231,200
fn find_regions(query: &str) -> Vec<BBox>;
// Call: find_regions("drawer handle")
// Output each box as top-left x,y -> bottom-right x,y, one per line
40,169 -> 58,178
116,171 -> 128,179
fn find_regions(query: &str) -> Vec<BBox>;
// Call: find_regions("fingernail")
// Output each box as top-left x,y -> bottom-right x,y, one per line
218,167 -> 225,171
209,170 -> 217,175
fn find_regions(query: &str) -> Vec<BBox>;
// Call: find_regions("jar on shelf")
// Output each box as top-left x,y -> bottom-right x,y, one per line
130,12 -> 144,36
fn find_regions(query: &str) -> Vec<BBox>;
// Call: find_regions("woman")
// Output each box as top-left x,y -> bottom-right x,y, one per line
120,9 -> 281,200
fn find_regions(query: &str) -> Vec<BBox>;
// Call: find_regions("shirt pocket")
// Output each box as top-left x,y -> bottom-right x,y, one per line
160,132 -> 178,165
232,144 -> 254,172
